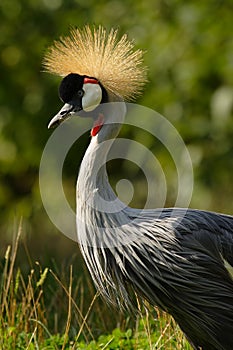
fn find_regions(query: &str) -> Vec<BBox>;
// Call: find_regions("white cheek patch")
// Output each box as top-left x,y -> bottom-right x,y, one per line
82,83 -> 102,112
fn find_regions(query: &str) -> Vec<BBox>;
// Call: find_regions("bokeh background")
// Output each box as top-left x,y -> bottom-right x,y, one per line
1,0 -> 232,284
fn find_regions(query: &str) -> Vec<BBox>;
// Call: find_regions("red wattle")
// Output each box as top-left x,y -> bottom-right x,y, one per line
91,113 -> 104,136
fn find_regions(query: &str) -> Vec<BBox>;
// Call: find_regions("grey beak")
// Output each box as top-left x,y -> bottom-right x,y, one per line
48,103 -> 76,129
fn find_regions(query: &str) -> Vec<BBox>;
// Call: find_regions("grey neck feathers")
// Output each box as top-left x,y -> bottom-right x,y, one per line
76,102 -> 129,240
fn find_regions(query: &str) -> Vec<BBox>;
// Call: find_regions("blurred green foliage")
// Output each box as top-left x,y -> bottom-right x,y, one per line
0,0 -> 232,264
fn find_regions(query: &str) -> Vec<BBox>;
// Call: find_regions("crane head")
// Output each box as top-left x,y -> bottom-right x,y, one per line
44,25 -> 147,130
47,74 -> 108,129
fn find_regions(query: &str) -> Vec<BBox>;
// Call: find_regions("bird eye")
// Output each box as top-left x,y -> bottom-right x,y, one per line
77,89 -> 84,97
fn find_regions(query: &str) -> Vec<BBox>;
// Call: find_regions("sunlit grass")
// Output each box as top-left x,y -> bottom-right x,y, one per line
0,222 -> 191,349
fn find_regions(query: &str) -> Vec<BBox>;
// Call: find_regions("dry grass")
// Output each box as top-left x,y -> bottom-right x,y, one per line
0,221 -> 191,349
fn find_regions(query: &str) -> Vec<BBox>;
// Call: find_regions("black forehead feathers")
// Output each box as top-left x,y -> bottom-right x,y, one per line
59,73 -> 84,103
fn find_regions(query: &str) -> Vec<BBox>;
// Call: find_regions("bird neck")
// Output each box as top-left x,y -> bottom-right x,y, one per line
75,101 -> 137,304
77,136 -> 115,201
76,102 -> 127,222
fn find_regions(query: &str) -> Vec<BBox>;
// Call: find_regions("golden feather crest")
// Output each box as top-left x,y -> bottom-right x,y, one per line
43,25 -> 147,101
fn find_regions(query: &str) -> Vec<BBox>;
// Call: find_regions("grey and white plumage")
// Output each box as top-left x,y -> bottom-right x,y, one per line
44,26 -> 233,350
76,109 -> 233,350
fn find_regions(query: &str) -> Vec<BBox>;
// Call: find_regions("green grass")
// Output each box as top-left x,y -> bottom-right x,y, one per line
0,222 -> 192,349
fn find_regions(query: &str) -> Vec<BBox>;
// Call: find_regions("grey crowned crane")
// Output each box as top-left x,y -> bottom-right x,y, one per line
43,25 -> 233,350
